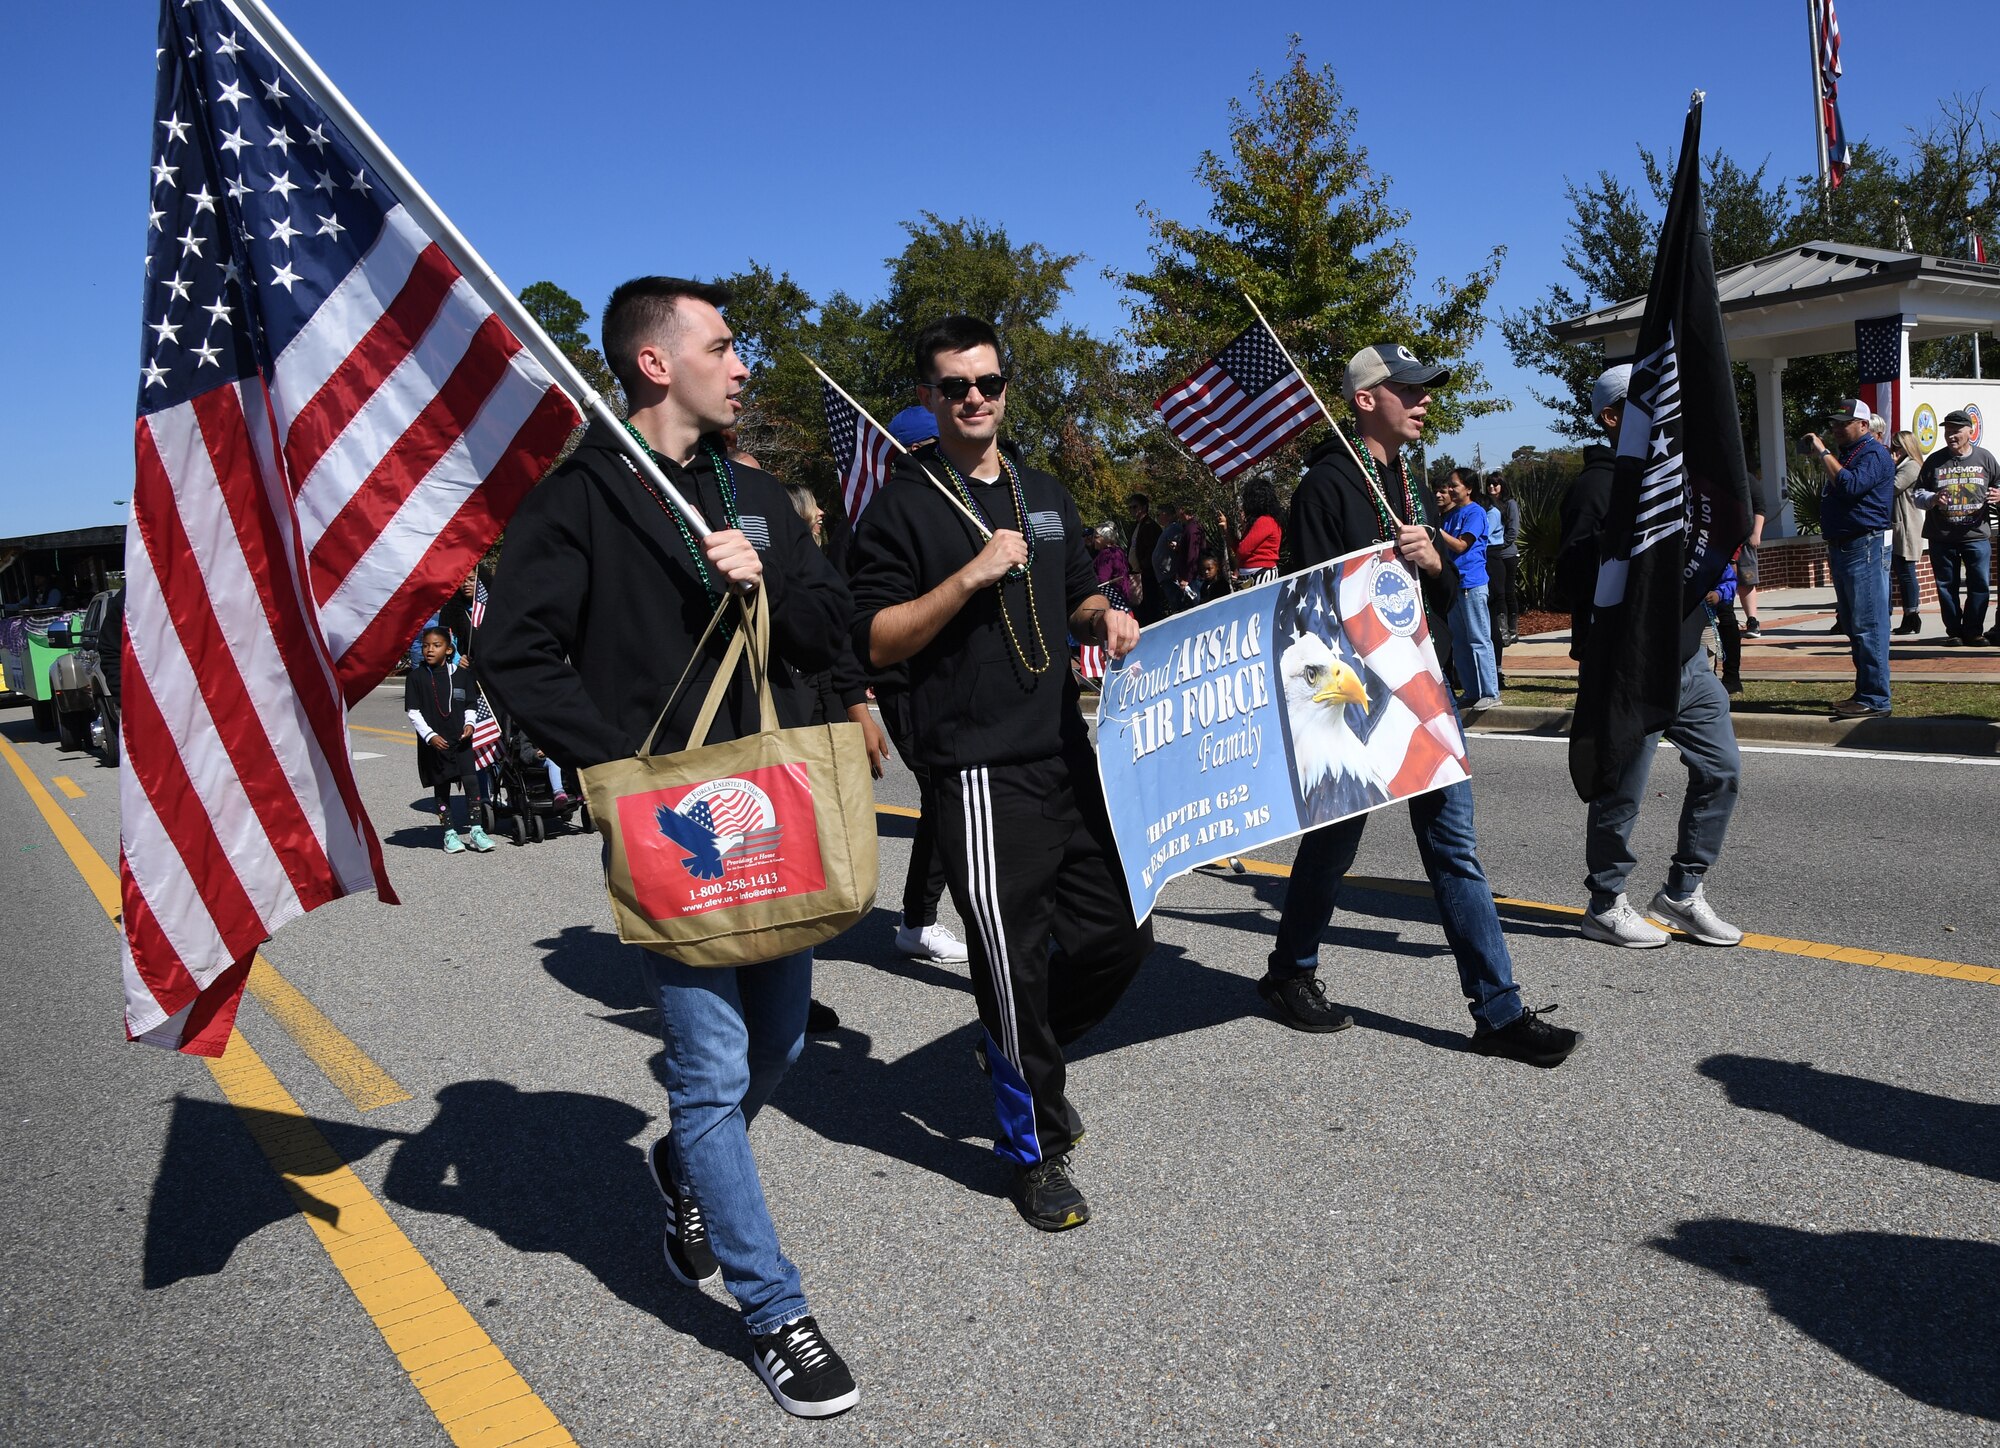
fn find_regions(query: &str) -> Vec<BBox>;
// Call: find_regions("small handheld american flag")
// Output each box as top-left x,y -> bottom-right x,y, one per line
821,381 -> 896,524
1155,321 -> 1322,481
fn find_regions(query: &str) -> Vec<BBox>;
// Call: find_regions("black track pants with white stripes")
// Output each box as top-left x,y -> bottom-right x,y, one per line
931,750 -> 1153,1166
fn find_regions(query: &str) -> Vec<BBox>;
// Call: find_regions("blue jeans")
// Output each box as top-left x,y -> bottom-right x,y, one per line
643,948 -> 812,1336
1826,532 -> 1891,711
1450,584 -> 1499,702
1269,762 -> 1523,1031
1585,655 -> 1741,910
1892,554 -> 1922,615
1929,537 -> 1992,640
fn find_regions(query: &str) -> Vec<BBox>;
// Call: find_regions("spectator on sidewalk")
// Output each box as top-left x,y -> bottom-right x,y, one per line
1489,475 -> 1521,643
1438,468 -> 1499,710
1803,399 -> 1896,719
1738,468 -> 1769,637
1566,363 -> 1745,951
1912,408 -> 1999,646
1216,474 -> 1284,587
1125,492 -> 1163,625
1481,474 -> 1510,683
1890,429 -> 1926,635
1708,561 -> 1742,695
1086,521 -> 1137,611
1151,502 -> 1197,615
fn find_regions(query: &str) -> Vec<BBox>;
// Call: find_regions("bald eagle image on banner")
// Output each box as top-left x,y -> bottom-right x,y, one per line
1096,543 -> 1469,923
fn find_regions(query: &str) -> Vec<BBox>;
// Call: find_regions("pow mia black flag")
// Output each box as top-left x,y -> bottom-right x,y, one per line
1569,93 -> 1752,802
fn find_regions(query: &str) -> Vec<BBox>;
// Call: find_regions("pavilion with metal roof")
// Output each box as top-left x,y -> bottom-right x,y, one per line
1553,240 -> 2000,534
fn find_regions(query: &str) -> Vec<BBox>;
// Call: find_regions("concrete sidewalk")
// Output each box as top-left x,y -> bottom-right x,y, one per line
1482,585 -> 2000,755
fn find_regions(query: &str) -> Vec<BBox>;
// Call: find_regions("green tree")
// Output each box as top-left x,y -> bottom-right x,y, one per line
517,281 -> 622,414
1118,38 -> 1507,520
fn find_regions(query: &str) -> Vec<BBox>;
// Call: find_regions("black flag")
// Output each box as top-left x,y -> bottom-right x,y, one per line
1568,93 -> 1751,802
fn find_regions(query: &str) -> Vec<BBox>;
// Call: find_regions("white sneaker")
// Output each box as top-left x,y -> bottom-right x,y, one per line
1581,894 -> 1670,949
1648,885 -> 1743,947
895,922 -> 969,963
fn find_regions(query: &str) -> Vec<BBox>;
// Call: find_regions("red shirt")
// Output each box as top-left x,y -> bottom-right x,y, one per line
1233,513 -> 1282,570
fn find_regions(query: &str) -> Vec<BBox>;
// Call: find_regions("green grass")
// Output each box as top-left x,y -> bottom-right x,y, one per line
1500,675 -> 2000,721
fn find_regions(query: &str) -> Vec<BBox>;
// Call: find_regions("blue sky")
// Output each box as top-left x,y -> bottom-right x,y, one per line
3,0 -> 1990,538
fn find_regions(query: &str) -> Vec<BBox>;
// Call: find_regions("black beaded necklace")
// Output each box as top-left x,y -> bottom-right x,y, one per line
619,422 -> 742,627
933,449 -> 1051,676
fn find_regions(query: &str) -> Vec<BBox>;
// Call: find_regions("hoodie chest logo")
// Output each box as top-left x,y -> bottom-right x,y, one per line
1027,510 -> 1065,542
736,514 -> 772,552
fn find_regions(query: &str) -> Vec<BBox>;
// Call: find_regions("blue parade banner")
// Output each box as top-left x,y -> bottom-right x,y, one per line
1096,543 -> 1471,923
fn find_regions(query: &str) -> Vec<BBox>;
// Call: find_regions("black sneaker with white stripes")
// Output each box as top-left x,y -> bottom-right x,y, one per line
751,1315 -> 860,1418
645,1137 -> 719,1286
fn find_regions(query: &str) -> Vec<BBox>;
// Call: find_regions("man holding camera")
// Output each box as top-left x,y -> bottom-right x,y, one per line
1802,400 -> 1896,719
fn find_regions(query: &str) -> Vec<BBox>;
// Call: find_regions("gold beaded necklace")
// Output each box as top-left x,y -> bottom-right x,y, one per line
934,450 -> 1052,676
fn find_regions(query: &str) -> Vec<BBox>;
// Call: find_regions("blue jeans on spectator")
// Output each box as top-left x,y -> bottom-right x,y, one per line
1892,554 -> 1922,615
1826,532 -> 1891,711
1586,654 -> 1741,911
1450,584 -> 1499,703
643,948 -> 812,1336
1268,737 -> 1523,1031
1929,537 -> 1992,641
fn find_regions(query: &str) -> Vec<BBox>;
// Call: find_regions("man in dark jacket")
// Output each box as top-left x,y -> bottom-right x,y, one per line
1558,364 -> 1743,951
847,315 -> 1146,1233
479,277 -> 859,1419
1803,398 -> 1896,718
1125,491 -> 1163,623
1259,342 -> 1577,1069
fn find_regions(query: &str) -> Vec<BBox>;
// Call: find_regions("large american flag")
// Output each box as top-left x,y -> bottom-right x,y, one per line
821,382 -> 895,524
1155,322 -> 1321,481
124,0 -> 578,1053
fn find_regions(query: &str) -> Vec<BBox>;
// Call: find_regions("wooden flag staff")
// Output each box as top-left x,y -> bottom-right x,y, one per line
1238,292 -> 1401,522
222,0 -> 714,546
800,356 -> 993,540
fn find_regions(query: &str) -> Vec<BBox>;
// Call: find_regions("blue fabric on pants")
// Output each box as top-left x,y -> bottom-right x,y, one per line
643,948 -> 811,1336
1269,761 -> 1523,1031
1892,554 -> 1922,615
1584,655 -> 1741,911
1450,584 -> 1499,702
1826,532 -> 1891,711
1929,537 -> 1992,641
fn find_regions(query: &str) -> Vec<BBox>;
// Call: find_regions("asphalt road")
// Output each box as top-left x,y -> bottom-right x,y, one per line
2,684 -> 1996,1445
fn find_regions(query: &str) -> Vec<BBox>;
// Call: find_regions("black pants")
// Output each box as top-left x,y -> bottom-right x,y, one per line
1713,600 -> 1741,683
877,692 -> 948,928
1488,554 -> 1516,639
431,778 -> 473,830
931,751 -> 1152,1165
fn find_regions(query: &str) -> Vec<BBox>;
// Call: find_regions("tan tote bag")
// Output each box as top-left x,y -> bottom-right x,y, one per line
579,592 -> 877,966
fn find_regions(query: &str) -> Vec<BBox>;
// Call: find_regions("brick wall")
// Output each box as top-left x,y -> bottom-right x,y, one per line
1757,536 -> 1998,608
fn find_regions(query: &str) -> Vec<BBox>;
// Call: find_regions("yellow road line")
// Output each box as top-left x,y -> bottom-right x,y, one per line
52,775 -> 85,799
210,1028 -> 575,1448
0,735 -> 409,1110
350,722 -> 416,743
0,732 -> 573,1446
1201,855 -> 1999,986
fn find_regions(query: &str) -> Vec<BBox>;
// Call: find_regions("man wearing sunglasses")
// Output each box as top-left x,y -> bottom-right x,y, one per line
847,315 -> 1150,1233
1254,342 -> 1580,1069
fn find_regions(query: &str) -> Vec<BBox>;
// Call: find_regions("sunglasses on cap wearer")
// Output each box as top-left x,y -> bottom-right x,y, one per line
924,372 -> 1010,402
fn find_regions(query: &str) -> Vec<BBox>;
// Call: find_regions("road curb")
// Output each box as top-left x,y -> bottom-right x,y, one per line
1468,704 -> 2000,756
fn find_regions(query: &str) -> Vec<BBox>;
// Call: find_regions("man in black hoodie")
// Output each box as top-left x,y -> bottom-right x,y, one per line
1258,343 -> 1578,1069
1558,364 -> 1743,952
847,315 -> 1147,1233
478,277 -> 859,1419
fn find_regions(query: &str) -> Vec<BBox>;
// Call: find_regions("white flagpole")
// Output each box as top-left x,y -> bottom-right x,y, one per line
1239,292 -> 1399,520
219,0 -> 713,542
800,356 -> 993,540
1807,0 -> 1831,219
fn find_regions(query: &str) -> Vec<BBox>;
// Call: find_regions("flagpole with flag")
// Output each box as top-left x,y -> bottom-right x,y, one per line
1568,92 -> 1752,805
801,356 -> 992,538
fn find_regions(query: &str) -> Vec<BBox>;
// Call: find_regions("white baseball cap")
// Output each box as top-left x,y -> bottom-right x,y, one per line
1590,364 -> 1632,418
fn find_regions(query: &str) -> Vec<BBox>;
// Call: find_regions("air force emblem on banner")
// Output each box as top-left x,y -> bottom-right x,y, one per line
654,777 -> 784,880
1366,557 -> 1422,637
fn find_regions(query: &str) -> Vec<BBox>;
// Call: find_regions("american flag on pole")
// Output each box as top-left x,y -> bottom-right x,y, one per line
1855,315 -> 1903,433
822,382 -> 895,524
1814,0 -> 1852,187
467,580 -> 502,771
125,0 -> 579,1053
1154,323 -> 1321,481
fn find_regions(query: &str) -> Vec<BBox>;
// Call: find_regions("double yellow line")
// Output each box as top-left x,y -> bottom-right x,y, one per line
0,735 -> 575,1448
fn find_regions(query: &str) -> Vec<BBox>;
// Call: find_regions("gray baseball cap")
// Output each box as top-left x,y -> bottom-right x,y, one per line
1591,364 -> 1633,418
1342,342 -> 1450,401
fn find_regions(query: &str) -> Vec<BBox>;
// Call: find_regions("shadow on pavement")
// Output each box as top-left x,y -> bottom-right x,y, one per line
1699,1054 -> 2000,1184
1653,1219 -> 1999,1421
142,1085 -> 744,1353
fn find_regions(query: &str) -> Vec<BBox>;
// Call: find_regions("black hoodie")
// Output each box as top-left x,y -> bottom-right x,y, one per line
478,420 -> 850,769
1560,442 -> 1704,665
846,442 -> 1100,770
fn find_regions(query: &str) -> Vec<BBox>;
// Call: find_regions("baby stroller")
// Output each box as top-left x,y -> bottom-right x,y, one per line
480,702 -> 589,845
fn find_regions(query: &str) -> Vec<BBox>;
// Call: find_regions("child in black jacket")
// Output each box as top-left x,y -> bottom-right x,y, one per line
404,627 -> 492,853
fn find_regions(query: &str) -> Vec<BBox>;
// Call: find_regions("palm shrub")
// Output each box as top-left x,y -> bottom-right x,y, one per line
1782,466 -> 1822,535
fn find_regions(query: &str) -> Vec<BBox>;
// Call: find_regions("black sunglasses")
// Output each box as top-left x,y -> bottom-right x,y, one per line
925,372 -> 1009,402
